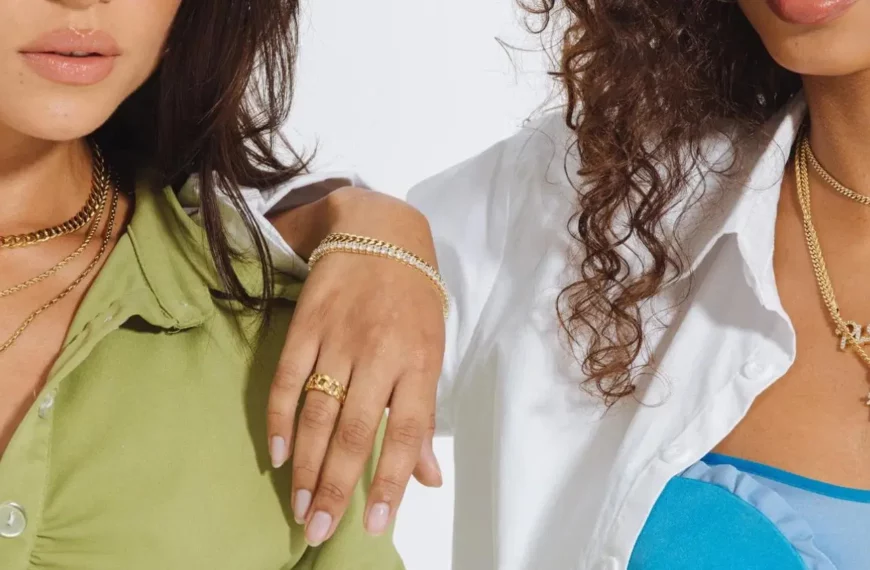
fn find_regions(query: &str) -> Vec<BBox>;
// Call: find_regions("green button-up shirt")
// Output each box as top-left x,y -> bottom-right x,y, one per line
0,178 -> 403,570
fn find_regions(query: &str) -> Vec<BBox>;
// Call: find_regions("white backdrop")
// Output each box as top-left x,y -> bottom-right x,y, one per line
288,2 -> 552,568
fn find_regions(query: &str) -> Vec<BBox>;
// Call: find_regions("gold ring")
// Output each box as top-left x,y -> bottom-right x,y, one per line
304,373 -> 347,405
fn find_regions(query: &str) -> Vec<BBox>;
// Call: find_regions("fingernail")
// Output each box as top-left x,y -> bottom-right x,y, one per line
306,511 -> 332,546
294,489 -> 311,524
366,502 -> 391,536
270,436 -> 286,468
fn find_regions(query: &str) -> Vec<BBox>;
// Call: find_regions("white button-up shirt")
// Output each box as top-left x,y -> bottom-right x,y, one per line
402,96 -> 806,570
236,95 -> 808,569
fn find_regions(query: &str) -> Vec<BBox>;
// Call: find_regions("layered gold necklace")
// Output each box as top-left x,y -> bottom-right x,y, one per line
796,133 -> 870,407
0,145 -> 119,354
0,167 -> 108,249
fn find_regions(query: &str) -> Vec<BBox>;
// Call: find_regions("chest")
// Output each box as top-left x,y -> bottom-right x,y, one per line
715,180 -> 870,488
0,238 -> 107,458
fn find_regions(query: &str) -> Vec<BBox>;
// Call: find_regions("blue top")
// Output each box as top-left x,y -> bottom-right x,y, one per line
628,453 -> 870,569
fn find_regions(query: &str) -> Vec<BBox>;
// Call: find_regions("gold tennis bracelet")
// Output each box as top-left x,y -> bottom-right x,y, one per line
308,232 -> 449,318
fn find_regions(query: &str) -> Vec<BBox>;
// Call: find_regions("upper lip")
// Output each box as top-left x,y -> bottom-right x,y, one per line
19,28 -> 120,56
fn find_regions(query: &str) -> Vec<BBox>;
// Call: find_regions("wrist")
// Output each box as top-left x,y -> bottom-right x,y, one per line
325,188 -> 436,267
269,185 -> 436,267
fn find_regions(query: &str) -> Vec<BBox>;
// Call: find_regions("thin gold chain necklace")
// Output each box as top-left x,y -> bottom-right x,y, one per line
796,135 -> 870,407
0,173 -> 119,355
0,178 -> 107,298
804,141 -> 870,206
0,146 -> 110,249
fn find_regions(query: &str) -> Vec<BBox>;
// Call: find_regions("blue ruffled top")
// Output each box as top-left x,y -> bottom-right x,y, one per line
628,454 -> 870,569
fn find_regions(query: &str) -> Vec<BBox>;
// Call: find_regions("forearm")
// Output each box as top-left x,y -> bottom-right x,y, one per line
267,186 -> 437,266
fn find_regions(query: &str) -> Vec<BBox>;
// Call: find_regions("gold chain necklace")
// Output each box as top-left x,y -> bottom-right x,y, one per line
0,176 -> 119,355
0,177 -> 107,298
0,146 -> 110,249
805,141 -> 870,206
796,135 -> 870,407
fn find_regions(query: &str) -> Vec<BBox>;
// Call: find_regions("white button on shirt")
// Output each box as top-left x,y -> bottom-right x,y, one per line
0,503 -> 26,539
742,360 -> 770,381
36,393 -> 54,419
246,96 -> 809,569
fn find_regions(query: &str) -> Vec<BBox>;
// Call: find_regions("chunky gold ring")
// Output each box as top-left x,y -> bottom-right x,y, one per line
304,373 -> 347,405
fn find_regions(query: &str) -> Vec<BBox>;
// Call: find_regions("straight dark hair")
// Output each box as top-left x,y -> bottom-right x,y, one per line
95,0 -> 305,309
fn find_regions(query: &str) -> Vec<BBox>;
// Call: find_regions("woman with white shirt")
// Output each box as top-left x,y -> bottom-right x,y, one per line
263,0 -> 870,568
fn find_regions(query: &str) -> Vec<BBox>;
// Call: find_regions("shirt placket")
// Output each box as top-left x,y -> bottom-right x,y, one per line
0,301 -> 134,568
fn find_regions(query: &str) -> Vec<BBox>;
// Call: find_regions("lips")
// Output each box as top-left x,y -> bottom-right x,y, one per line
20,28 -> 120,58
18,28 -> 120,86
766,0 -> 859,25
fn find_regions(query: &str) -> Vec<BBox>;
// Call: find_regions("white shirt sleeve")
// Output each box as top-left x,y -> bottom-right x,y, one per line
178,171 -> 366,280
408,113 -> 572,435
406,142 -> 516,435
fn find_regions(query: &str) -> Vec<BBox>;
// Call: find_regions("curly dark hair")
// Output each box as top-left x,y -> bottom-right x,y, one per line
523,0 -> 802,403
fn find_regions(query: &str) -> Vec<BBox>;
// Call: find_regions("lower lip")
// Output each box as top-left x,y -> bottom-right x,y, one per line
20,53 -> 116,86
766,0 -> 859,24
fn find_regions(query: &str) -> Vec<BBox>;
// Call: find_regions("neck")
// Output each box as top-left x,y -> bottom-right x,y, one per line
803,72 -> 870,194
0,126 -> 92,234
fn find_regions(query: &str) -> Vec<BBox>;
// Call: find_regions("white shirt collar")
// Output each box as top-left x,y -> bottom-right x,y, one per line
677,94 -> 808,295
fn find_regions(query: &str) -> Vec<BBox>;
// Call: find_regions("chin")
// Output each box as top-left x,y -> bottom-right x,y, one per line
0,93 -> 120,143
762,34 -> 870,77
741,0 -> 870,77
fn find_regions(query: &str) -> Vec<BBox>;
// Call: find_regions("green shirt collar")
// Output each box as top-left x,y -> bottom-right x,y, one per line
67,174 -> 299,345
66,175 -> 219,342
126,174 -> 219,329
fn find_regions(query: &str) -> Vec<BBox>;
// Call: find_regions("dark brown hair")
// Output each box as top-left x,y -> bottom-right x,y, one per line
95,0 -> 304,309
523,0 -> 802,402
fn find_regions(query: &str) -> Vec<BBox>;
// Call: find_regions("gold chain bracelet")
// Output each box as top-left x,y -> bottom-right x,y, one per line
308,232 -> 449,318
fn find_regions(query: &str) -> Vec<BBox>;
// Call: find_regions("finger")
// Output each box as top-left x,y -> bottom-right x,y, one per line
305,365 -> 393,546
364,376 -> 433,536
411,420 -> 442,488
290,351 -> 350,537
267,321 -> 319,469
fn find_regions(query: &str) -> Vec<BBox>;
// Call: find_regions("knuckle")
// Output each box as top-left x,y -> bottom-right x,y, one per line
387,418 -> 424,448
317,480 -> 348,504
335,417 -> 376,455
372,474 -> 405,500
299,398 -> 336,431
293,463 -> 320,483
405,347 -> 434,374
366,337 -> 391,359
273,361 -> 306,390
266,407 -> 294,422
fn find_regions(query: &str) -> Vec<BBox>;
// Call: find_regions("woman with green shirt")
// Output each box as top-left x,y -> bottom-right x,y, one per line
0,0 -> 435,567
